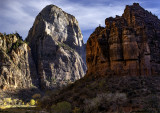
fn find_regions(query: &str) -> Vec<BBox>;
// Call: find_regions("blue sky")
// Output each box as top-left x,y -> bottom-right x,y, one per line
0,0 -> 160,43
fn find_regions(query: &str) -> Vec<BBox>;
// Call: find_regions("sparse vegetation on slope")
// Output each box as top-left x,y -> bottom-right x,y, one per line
38,75 -> 160,113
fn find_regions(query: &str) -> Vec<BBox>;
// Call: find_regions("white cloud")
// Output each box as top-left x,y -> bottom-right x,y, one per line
0,0 -> 53,38
50,1 -> 125,30
27,0 -> 52,11
0,0 -> 159,42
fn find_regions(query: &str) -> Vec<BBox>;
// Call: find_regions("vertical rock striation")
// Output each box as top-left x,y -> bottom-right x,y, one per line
86,3 -> 160,76
0,33 -> 38,90
26,5 -> 86,89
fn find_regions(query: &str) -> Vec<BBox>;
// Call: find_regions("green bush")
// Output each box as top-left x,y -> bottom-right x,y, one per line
84,92 -> 127,113
72,107 -> 81,113
24,40 -> 29,45
51,101 -> 72,113
4,98 -> 12,104
13,99 -> 18,105
3,32 -> 6,36
30,99 -> 36,106
32,94 -> 41,99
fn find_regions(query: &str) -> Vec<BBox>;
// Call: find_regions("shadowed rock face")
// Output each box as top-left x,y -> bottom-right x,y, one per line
26,5 -> 86,89
0,33 -> 38,91
86,3 -> 160,76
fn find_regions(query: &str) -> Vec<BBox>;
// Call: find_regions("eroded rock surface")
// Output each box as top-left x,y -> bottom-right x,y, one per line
26,5 -> 86,89
86,3 -> 160,76
0,33 -> 38,90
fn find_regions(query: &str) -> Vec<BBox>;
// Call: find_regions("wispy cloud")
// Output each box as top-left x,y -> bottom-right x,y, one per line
0,0 -> 159,42
0,0 -> 52,38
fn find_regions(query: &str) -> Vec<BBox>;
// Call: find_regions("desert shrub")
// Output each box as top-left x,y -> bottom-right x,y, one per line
24,40 -> 29,45
84,97 -> 101,112
72,107 -> 81,113
26,102 -> 30,107
3,32 -> 6,36
13,99 -> 18,105
18,100 -> 23,105
84,92 -> 127,113
51,101 -> 72,113
12,40 -> 23,50
32,93 -> 41,99
142,95 -> 160,113
98,79 -> 106,88
0,33 -> 3,38
15,32 -> 22,40
0,99 -> 3,105
1,98 -> 25,106
4,98 -> 12,104
37,95 -> 52,109
30,99 -> 36,106
3,102 -> 6,106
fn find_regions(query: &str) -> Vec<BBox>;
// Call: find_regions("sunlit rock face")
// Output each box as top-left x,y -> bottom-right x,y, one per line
26,5 -> 86,89
86,3 -> 160,76
0,33 -> 38,90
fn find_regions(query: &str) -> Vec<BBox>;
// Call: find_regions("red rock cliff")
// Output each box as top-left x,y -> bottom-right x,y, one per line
86,3 -> 160,76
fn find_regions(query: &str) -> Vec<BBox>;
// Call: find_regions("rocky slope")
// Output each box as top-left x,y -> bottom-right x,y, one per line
0,33 -> 38,91
39,4 -> 160,113
26,5 -> 86,89
40,75 -> 160,113
86,3 -> 160,76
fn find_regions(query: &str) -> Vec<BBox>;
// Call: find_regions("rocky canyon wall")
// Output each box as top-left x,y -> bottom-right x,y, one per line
0,4 -> 86,90
86,3 -> 160,76
26,5 -> 87,89
0,33 -> 38,90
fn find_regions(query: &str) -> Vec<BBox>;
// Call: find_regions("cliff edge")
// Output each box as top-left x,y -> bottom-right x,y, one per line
86,3 -> 160,76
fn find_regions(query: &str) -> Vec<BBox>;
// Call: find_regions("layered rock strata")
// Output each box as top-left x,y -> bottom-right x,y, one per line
86,3 -> 160,76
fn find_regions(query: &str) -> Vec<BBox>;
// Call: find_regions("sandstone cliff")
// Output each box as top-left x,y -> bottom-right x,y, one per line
0,33 -> 38,90
86,3 -> 160,76
26,5 -> 86,89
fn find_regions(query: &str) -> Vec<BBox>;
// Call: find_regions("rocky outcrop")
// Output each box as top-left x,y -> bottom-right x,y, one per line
26,5 -> 86,89
0,33 -> 38,90
86,3 -> 160,76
